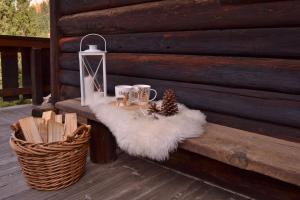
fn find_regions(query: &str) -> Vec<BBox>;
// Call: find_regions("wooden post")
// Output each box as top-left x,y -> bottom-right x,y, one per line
41,48 -> 51,94
50,0 -> 61,103
88,119 -> 117,164
21,48 -> 32,99
31,48 -> 43,105
1,47 -> 19,101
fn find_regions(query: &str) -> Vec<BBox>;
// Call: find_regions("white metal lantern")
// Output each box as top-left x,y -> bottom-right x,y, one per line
79,34 -> 107,106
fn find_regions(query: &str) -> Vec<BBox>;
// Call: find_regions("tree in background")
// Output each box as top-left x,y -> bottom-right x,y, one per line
0,0 -> 49,37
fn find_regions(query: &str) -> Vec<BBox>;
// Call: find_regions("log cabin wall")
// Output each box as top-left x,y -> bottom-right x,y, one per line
51,0 -> 300,142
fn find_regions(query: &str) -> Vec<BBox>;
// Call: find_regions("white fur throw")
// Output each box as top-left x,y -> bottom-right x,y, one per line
88,97 -> 206,161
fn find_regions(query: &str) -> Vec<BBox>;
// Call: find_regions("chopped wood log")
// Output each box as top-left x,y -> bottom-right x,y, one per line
48,121 -> 64,143
18,117 -> 43,143
33,117 -> 43,127
42,111 -> 56,123
33,118 -> 48,143
55,114 -> 63,123
64,113 -> 77,138
39,121 -> 48,143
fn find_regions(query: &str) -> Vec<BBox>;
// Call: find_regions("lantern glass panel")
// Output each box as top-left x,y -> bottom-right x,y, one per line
82,54 -> 104,94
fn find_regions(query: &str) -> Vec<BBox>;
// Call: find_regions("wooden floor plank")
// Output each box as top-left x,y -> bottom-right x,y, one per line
176,181 -> 212,200
138,174 -> 196,200
0,105 -> 249,200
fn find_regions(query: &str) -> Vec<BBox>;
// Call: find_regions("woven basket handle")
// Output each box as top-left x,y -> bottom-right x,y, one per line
10,123 -> 20,132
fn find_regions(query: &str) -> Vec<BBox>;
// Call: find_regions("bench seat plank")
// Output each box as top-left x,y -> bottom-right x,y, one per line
181,124 -> 300,186
55,98 -> 300,186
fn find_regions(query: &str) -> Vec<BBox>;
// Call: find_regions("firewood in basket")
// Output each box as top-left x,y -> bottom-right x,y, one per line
42,111 -> 55,124
64,113 -> 78,139
34,118 -> 48,143
48,120 -> 64,142
55,114 -> 63,124
18,117 -> 43,143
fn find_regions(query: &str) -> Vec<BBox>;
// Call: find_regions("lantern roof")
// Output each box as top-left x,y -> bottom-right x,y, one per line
81,45 -> 106,53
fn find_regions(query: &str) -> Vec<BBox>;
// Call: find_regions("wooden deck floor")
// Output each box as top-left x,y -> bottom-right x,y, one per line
0,105 -> 250,200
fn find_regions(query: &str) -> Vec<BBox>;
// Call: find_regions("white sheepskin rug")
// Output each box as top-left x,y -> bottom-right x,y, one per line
88,97 -> 206,161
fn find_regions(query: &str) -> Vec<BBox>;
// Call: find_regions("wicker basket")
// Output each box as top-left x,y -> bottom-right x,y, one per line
9,122 -> 91,191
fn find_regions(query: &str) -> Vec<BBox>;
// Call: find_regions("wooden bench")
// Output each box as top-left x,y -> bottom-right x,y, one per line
55,98 -> 300,199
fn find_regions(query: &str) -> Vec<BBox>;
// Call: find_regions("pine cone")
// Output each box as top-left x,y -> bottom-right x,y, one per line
148,102 -> 160,115
160,89 -> 179,116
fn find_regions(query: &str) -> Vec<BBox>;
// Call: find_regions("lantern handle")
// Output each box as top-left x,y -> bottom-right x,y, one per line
80,33 -> 107,52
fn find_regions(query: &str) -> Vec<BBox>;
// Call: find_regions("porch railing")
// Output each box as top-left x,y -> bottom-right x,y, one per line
0,35 -> 50,105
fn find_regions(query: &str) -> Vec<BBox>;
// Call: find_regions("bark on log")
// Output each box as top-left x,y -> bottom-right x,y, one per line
59,53 -> 300,94
59,0 -> 161,15
58,0 -> 300,35
59,28 -> 300,58
58,71 -> 300,129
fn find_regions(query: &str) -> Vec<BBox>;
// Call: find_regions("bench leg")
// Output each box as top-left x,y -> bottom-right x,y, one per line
88,119 -> 117,164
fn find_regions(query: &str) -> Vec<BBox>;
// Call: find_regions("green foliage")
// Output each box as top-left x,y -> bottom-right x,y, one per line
0,0 -> 49,37
0,96 -> 32,107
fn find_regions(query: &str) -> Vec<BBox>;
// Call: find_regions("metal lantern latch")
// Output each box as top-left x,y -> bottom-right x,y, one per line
78,34 -> 107,106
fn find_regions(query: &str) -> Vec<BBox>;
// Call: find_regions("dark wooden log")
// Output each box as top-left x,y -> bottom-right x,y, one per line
58,0 -> 300,35
205,110 -> 300,143
88,119 -> 118,164
21,48 -> 31,99
58,69 -> 300,103
60,84 -> 81,100
60,28 -> 300,58
31,48 -> 44,105
163,149 -> 300,200
1,47 -> 19,101
58,84 -> 300,142
50,0 -> 61,103
59,53 -> 300,94
59,0 -> 161,15
58,72 -> 300,129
